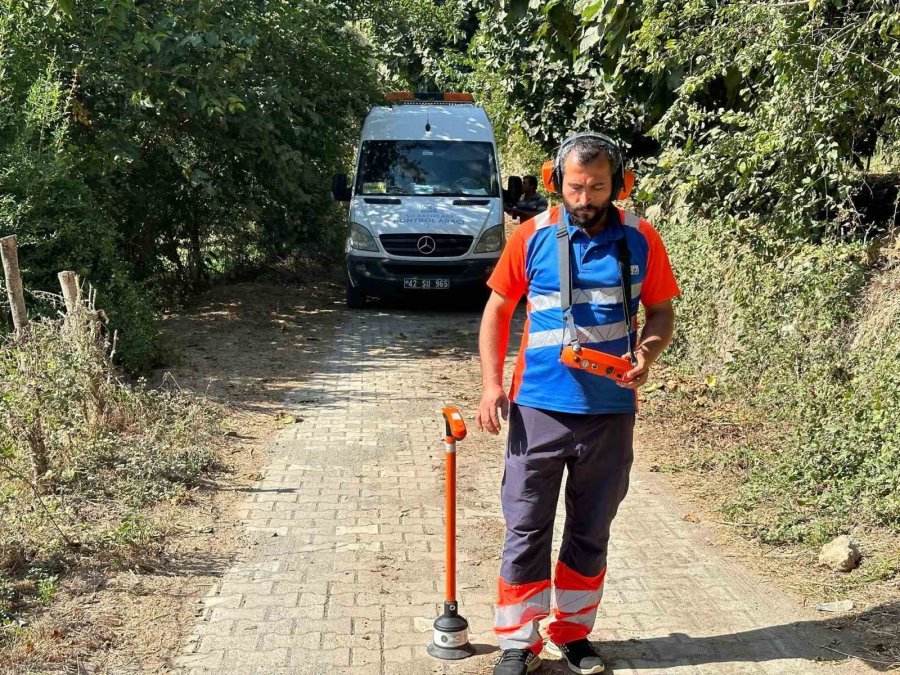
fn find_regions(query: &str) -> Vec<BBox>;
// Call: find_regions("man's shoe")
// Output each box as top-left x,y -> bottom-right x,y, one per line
493,648 -> 542,674
544,639 -> 604,674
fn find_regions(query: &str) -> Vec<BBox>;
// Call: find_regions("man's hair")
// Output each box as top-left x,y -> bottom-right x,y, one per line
522,175 -> 538,189
558,135 -> 621,175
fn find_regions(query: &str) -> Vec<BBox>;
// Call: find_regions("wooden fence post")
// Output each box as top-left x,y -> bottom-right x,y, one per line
1,235 -> 28,333
58,271 -> 81,316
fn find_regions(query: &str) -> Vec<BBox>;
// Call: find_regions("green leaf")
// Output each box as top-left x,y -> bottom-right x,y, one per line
579,26 -> 602,53
579,0 -> 608,23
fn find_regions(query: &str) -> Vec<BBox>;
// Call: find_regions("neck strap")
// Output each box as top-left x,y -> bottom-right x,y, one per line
556,209 -> 636,363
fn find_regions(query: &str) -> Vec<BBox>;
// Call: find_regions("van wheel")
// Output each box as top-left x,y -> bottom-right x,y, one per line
346,281 -> 366,309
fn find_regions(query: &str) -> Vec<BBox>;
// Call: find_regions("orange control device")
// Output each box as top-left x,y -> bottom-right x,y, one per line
561,346 -> 635,382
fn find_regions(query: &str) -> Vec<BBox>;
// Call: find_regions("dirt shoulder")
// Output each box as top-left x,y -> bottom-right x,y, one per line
2,275 -> 345,674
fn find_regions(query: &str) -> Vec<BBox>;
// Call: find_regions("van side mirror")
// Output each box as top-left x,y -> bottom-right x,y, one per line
332,173 -> 352,202
504,175 -> 523,206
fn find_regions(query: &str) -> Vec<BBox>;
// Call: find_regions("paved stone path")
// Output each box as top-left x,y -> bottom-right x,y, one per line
176,308 -> 857,674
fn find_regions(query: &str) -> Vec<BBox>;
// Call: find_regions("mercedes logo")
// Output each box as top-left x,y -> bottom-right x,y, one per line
416,236 -> 437,255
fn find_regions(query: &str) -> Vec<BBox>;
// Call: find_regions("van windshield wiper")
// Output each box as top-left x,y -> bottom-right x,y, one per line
412,192 -> 498,197
358,191 -> 498,198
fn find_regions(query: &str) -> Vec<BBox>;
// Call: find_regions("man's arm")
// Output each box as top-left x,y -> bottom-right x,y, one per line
476,290 -> 519,434
506,207 -> 543,221
504,197 -> 547,222
620,299 -> 675,389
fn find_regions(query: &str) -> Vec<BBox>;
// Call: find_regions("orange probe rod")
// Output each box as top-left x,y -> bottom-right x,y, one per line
445,435 -> 457,603
440,407 -> 466,605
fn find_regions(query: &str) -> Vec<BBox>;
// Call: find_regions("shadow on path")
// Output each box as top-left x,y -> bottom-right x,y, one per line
532,601 -> 900,673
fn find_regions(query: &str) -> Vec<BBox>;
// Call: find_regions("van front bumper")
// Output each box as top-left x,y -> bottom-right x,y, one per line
346,255 -> 499,298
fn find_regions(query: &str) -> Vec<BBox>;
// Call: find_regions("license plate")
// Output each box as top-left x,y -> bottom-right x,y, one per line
403,278 -> 450,290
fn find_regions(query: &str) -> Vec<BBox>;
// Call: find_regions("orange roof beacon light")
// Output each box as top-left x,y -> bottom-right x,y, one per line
427,407 -> 475,661
385,91 -> 475,105
442,92 -> 475,102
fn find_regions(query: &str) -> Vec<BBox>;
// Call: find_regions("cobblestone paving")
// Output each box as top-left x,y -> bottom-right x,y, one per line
176,308 -> 857,674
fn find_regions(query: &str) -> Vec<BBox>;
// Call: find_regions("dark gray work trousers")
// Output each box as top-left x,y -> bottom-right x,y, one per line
494,403 -> 634,650
500,403 -> 635,583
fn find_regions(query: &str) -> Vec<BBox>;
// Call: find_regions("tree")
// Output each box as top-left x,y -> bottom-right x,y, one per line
1,0 -> 381,367
470,0 -> 900,237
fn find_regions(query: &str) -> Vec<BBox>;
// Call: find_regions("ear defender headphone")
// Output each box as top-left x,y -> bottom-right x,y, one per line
541,131 -> 635,200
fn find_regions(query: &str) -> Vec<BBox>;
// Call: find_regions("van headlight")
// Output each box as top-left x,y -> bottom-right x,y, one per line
474,225 -> 504,253
349,222 -> 378,252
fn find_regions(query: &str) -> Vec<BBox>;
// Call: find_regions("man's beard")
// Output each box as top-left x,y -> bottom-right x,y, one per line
564,197 -> 610,230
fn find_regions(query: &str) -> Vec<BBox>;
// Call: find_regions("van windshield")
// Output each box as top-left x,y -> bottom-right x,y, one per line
355,141 -> 499,197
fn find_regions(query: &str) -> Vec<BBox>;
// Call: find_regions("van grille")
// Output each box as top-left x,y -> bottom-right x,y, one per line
383,263 -> 467,276
380,234 -> 473,257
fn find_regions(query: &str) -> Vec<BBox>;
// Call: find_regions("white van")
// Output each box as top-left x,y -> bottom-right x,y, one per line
332,92 -> 521,307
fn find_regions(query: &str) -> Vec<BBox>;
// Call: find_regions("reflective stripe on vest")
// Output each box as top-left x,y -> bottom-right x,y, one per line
528,283 -> 643,313
526,320 -> 631,350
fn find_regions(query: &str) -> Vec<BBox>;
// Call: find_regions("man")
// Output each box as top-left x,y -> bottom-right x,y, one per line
505,175 -> 548,221
476,133 -> 679,675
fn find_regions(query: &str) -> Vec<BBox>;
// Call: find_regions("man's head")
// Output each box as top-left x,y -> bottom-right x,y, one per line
556,134 -> 622,230
522,175 -> 538,196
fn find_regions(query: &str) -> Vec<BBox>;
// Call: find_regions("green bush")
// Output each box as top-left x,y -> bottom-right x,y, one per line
460,1 -> 899,235
1,0 -> 381,369
659,206 -> 899,539
0,62 -> 160,370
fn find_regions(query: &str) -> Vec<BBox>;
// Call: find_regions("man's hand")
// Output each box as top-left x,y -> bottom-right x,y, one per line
476,384 -> 509,435
618,348 -> 651,390
618,299 -> 675,390
616,300 -> 675,389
